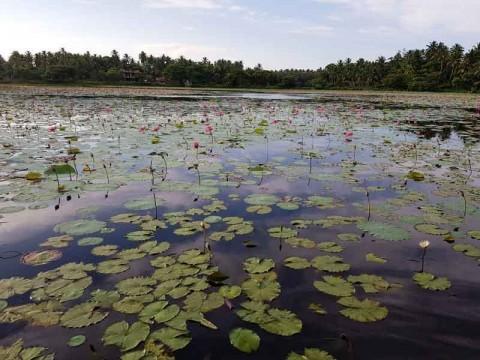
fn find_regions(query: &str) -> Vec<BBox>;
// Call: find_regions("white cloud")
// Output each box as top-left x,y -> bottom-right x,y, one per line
289,25 -> 334,35
313,0 -> 480,33
143,0 -> 222,9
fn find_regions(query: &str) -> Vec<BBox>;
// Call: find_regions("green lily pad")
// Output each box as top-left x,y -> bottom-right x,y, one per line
219,285 -> 242,299
348,274 -> 390,293
308,303 -> 327,315
60,301 -> 109,328
452,244 -> 480,257
276,202 -> 300,211
67,335 -> 86,347
54,219 -> 106,236
244,257 -> 275,274
91,245 -> 118,256
246,205 -> 272,214
259,308 -> 302,336
154,304 -> 180,323
311,256 -> 350,273
0,277 -> 33,299
314,276 -> 355,297
78,237 -> 103,246
244,194 -> 280,206
242,275 -> 281,302
124,197 -> 159,211
337,296 -> 388,322
102,320 -> 150,352
414,223 -> 450,236
268,227 -> 298,239
229,328 -> 260,353
365,253 -> 387,264
116,277 -> 156,296
357,221 -> 409,241
412,272 -> 451,291
467,230 -> 480,240
317,242 -> 343,253
284,257 -> 311,270
287,348 -> 336,360
97,259 -> 129,274
40,235 -> 74,248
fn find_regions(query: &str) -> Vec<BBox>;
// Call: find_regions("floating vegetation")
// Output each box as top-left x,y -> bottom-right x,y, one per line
0,88 -> 479,359
21,250 -> 62,266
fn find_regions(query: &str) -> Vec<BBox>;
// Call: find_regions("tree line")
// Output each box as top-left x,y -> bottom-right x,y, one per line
0,42 -> 479,92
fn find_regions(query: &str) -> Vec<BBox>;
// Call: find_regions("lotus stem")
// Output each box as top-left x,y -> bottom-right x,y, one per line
103,163 -> 110,184
420,247 -> 427,272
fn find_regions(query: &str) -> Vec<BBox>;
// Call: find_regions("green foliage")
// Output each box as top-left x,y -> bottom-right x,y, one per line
229,328 -> 260,353
357,221 -> 410,241
412,272 -> 451,291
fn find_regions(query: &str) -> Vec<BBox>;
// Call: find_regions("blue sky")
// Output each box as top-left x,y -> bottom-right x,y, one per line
0,0 -> 479,69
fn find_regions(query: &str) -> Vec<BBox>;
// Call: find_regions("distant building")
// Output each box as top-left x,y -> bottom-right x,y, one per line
121,69 -> 142,82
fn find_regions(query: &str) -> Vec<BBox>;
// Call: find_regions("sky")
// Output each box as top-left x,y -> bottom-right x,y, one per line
0,0 -> 479,69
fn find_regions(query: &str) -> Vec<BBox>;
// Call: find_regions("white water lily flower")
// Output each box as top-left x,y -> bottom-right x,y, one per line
419,240 -> 430,249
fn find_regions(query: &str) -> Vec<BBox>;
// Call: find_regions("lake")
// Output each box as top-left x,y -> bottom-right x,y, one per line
0,85 -> 479,360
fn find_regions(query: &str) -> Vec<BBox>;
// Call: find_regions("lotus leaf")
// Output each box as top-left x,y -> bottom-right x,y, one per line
67,335 -> 86,347
78,237 -> 103,246
60,301 -> 108,328
116,277 -> 156,296
92,245 -> 118,256
0,277 -> 33,299
365,253 -> 387,264
348,274 -> 390,293
219,285 -> 242,299
412,272 -> 451,291
287,348 -> 335,360
21,250 -> 62,266
244,257 -> 275,274
284,257 -> 311,270
244,194 -> 280,206
97,259 -> 129,274
314,276 -> 355,297
357,221 -> 409,241
311,256 -> 350,273
317,242 -> 343,253
54,219 -> 106,236
268,227 -> 298,239
102,320 -> 150,351
229,328 -> 260,353
337,296 -> 388,322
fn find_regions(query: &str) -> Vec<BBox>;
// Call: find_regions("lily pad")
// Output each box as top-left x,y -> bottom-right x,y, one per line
337,296 -> 388,322
357,221 -> 409,241
229,328 -> 260,353
60,301 -> 109,328
244,257 -> 275,274
54,219 -> 106,236
67,335 -> 86,347
314,276 -> 355,297
311,256 -> 350,273
412,272 -> 451,291
21,250 -> 62,266
102,320 -> 150,352
287,348 -> 336,360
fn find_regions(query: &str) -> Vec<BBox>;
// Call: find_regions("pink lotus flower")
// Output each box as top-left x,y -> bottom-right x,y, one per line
138,126 -> 147,133
344,131 -> 353,141
47,125 -> 57,132
204,124 -> 214,135
193,141 -> 200,149
152,125 -> 160,132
